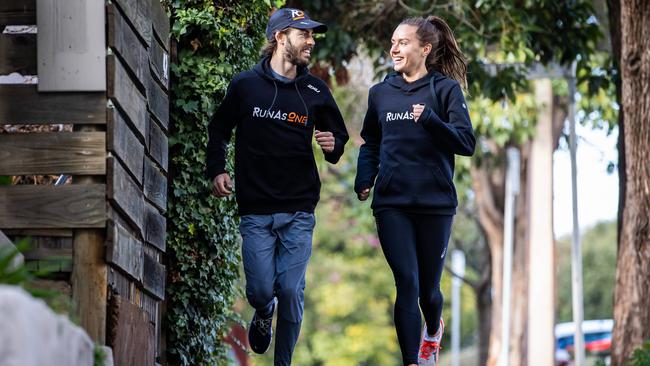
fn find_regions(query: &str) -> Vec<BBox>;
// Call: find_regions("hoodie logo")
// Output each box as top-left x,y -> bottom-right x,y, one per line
252,107 -> 308,126
385,110 -> 414,122
307,84 -> 321,93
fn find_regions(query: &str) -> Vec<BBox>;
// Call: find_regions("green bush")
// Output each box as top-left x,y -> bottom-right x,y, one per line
167,1 -> 282,364
0,240 -> 31,286
93,345 -> 107,366
630,341 -> 650,366
0,239 -> 61,301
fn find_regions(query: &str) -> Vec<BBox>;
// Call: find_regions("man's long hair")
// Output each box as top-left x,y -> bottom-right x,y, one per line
261,29 -> 288,58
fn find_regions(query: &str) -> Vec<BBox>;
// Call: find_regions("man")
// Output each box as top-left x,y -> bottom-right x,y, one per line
206,8 -> 349,365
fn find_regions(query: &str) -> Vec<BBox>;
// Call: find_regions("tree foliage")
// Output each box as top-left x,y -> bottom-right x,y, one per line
288,0 -> 604,102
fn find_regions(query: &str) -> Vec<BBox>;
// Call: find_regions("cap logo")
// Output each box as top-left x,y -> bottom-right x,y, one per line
291,10 -> 305,20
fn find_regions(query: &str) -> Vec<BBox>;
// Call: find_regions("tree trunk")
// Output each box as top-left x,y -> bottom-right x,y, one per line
477,145 -> 530,366
612,1 -> 650,365
606,0 -> 625,245
476,278 -> 492,366
471,158 -> 505,366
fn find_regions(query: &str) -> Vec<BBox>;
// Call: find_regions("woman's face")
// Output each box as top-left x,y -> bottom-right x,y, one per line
390,24 -> 430,75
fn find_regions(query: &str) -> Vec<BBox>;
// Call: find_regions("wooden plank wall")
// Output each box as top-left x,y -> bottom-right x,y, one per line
105,0 -> 169,362
0,0 -> 110,344
107,292 -> 156,366
0,185 -> 106,228
1,0 -> 170,361
0,132 -> 106,175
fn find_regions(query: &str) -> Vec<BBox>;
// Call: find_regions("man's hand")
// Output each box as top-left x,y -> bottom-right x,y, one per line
357,188 -> 370,201
315,130 -> 335,153
212,173 -> 233,197
412,103 -> 425,122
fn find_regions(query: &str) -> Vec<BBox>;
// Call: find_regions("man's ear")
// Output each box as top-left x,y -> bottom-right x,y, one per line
275,30 -> 287,45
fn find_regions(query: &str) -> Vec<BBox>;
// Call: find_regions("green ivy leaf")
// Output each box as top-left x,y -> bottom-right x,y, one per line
168,1 -> 269,364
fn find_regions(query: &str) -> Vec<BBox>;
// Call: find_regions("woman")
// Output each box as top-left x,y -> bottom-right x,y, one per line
354,16 -> 475,366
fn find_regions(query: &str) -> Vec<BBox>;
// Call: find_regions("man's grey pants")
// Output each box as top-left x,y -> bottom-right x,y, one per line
239,211 -> 315,366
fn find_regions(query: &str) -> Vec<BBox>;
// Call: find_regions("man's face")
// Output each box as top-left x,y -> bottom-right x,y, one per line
280,28 -> 315,67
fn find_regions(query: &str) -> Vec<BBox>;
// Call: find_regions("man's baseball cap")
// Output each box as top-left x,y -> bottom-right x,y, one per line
265,8 -> 328,40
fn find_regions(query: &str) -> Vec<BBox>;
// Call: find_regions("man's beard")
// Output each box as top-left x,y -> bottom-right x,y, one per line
284,39 -> 310,67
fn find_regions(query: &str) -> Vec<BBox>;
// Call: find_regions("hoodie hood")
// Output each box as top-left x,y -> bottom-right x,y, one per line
253,56 -> 310,84
253,55 -> 312,112
384,69 -> 442,94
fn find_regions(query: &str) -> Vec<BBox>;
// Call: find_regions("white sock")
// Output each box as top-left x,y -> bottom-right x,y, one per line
424,323 -> 442,342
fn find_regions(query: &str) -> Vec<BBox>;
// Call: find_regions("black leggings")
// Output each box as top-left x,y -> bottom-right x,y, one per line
375,210 -> 453,366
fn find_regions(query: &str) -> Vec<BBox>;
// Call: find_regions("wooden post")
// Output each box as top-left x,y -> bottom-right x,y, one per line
71,124 -> 107,344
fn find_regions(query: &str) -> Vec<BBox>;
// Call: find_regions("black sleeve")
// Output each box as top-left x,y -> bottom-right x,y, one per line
314,86 -> 349,164
205,81 -> 239,180
354,90 -> 381,193
420,83 -> 476,156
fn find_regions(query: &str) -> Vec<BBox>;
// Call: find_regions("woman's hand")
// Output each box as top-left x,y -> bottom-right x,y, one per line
412,103 -> 425,122
357,188 -> 371,201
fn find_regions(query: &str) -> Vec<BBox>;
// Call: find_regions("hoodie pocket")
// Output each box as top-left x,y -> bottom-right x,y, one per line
238,152 -> 320,204
374,168 -> 394,194
429,163 -> 455,200
378,164 -> 456,207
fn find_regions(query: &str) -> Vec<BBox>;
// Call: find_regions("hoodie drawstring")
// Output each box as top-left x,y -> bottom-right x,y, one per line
294,82 -> 309,125
268,80 -> 278,110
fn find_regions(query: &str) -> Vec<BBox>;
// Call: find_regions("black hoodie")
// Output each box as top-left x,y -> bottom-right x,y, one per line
206,57 -> 349,215
354,70 -> 475,214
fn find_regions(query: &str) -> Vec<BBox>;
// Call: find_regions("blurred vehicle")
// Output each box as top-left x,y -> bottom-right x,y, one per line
555,319 -> 613,365
555,348 -> 572,366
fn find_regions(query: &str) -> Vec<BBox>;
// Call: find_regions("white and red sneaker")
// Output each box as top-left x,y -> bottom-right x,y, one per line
418,318 -> 444,366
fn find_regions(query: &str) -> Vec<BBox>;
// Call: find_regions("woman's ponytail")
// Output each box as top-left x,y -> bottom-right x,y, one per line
426,16 -> 467,89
